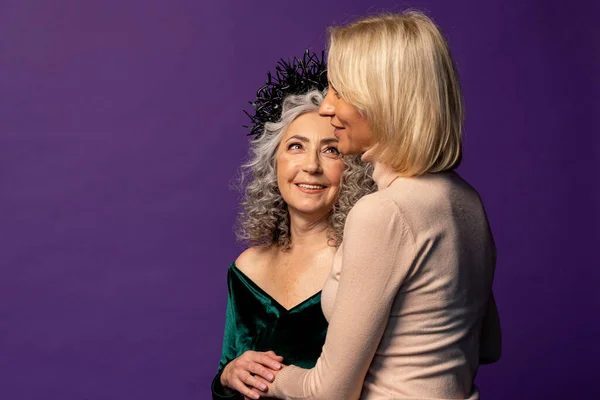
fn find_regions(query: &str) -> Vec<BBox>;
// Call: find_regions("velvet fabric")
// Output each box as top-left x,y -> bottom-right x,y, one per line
212,263 -> 328,399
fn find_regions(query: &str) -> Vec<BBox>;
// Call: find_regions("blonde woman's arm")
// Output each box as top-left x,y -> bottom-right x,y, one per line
269,196 -> 415,400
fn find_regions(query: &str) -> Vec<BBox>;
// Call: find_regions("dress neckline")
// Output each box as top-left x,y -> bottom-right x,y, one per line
230,262 -> 322,313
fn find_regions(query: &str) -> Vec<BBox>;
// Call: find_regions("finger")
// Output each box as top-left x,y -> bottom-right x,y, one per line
248,362 -> 276,382
247,350 -> 282,363
254,376 -> 274,398
230,377 -> 262,400
257,354 -> 283,371
254,375 -> 270,386
265,350 -> 284,361
242,372 -> 268,392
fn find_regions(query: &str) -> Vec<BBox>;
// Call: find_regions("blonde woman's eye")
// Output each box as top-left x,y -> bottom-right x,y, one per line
330,87 -> 341,99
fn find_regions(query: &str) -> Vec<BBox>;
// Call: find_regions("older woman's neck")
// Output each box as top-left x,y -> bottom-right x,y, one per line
288,211 -> 331,249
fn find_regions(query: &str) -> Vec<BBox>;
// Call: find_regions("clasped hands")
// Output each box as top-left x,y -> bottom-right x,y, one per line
220,350 -> 284,399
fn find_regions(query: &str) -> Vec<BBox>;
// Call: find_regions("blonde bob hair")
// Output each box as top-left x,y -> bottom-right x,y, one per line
327,11 -> 463,176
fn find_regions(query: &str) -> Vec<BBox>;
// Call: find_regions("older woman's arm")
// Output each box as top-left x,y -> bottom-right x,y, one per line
212,269 -> 282,400
269,196 -> 415,400
212,269 -> 244,399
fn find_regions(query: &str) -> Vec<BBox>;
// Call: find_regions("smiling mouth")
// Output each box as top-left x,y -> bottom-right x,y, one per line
295,183 -> 327,190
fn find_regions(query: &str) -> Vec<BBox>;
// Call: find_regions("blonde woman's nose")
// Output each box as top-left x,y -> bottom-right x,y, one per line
319,97 -> 335,117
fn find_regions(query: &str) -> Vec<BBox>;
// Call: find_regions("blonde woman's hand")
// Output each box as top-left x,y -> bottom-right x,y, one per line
220,350 -> 283,399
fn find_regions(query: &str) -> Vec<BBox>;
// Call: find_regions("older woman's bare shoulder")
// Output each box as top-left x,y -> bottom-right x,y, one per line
235,245 -> 276,275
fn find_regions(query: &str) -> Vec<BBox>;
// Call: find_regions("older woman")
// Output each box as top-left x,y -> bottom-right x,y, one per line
211,89 -> 375,399
266,11 -> 501,400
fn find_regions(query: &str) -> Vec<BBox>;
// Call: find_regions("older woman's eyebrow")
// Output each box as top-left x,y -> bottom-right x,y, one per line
321,138 -> 339,145
286,135 -> 310,143
286,135 -> 339,145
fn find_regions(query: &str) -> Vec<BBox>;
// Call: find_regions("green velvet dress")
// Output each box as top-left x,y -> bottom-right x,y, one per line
212,262 -> 328,399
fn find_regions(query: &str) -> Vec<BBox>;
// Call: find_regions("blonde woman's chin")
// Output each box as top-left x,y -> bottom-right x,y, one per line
359,146 -> 377,163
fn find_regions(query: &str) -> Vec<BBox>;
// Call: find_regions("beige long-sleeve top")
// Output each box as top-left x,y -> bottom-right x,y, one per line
270,164 -> 496,400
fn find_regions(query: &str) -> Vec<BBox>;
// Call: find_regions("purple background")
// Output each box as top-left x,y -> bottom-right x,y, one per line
1,0 -> 598,399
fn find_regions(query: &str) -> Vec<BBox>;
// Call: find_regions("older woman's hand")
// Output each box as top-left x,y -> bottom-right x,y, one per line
220,350 -> 283,399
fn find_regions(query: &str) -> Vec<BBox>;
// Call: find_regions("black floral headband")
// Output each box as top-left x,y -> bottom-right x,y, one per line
244,49 -> 328,140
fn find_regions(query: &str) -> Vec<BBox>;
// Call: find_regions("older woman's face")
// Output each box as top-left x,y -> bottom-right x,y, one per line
319,83 -> 373,156
276,112 -> 344,219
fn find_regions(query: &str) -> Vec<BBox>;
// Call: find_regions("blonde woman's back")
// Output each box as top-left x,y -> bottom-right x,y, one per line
355,170 -> 495,399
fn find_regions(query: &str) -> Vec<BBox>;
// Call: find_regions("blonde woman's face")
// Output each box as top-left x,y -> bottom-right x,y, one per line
319,84 -> 373,156
276,112 -> 344,219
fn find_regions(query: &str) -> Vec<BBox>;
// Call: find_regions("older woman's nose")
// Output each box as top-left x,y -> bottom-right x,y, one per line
303,152 -> 323,174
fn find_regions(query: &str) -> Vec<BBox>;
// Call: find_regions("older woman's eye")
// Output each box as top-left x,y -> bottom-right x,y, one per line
288,143 -> 303,150
324,146 -> 341,156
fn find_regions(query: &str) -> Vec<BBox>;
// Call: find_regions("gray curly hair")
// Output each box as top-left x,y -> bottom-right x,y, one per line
236,89 -> 376,249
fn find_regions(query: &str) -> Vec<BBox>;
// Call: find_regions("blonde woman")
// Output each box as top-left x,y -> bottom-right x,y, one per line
264,11 -> 501,400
